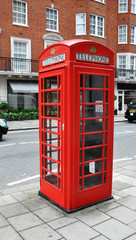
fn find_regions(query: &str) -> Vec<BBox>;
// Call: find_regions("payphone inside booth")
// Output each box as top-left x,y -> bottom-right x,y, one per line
39,39 -> 114,212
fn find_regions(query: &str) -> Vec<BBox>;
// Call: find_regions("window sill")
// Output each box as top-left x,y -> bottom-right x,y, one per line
90,34 -> 105,39
46,29 -> 60,33
118,42 -> 128,44
75,33 -> 87,36
13,23 -> 29,28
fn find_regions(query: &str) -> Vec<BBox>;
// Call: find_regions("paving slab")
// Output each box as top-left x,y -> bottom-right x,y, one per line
57,221 -> 99,240
93,218 -> 135,240
0,195 -> 17,207
76,209 -> 110,227
0,202 -> 29,218
117,195 -> 136,210
48,216 -> 77,229
11,192 -> 30,202
0,213 -> 9,227
34,206 -> 64,223
7,212 -> 43,232
0,225 -> 23,240
122,186 -> 136,196
93,236 -> 109,240
112,180 -> 132,190
97,201 -> 120,212
106,205 -> 136,224
20,224 -> 61,240
125,234 -> 136,240
122,169 -> 136,178
129,220 -> 136,230
22,197 -> 49,211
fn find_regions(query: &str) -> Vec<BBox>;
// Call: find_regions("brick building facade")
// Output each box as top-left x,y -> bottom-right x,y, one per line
0,0 -> 136,113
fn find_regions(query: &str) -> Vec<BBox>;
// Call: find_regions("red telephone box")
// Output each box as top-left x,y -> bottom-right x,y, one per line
38,39 -> 114,212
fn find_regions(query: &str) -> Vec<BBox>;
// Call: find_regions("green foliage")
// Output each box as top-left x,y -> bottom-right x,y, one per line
0,102 -> 9,110
114,95 -> 117,101
0,109 -> 39,121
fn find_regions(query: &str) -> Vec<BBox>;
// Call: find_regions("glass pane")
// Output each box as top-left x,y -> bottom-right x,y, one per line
84,160 -> 103,175
85,75 -> 104,88
44,77 -> 57,89
80,150 -> 83,162
85,119 -> 103,132
45,146 -> 57,161
80,120 -> 83,133
44,92 -> 57,103
85,133 -> 103,147
45,158 -> 57,172
85,90 -> 104,103
106,77 -> 108,88
85,105 -> 103,118
44,119 -> 58,132
46,173 -> 57,187
84,174 -> 102,189
80,74 -> 83,87
45,105 -> 57,117
84,147 -> 103,161
46,133 -> 58,147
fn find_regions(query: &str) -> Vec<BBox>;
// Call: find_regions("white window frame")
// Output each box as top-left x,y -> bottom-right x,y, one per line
131,25 -> 136,44
12,0 -> 28,27
76,13 -> 86,35
46,7 -> 59,32
131,0 -> 136,14
90,14 -> 104,38
118,0 -> 128,13
43,33 -> 63,49
117,54 -> 127,78
118,25 -> 127,44
130,55 -> 136,79
11,37 -> 31,72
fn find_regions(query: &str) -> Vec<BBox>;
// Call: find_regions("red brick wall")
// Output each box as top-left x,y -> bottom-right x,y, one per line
0,0 -> 135,64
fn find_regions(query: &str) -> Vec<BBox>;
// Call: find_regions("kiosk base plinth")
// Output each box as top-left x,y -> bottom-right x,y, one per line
38,191 -> 113,213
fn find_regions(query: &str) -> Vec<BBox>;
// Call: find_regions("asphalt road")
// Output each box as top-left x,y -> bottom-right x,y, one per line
0,129 -> 39,189
0,121 -> 136,189
114,121 -> 136,161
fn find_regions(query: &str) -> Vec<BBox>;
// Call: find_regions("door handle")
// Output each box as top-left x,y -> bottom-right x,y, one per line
62,123 -> 65,131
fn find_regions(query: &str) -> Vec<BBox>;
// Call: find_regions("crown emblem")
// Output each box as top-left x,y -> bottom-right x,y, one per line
51,48 -> 55,55
90,46 -> 96,53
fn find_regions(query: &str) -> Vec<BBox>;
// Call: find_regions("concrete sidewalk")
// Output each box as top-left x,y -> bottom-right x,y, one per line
7,114 -> 127,132
1,115 -> 135,240
0,158 -> 136,240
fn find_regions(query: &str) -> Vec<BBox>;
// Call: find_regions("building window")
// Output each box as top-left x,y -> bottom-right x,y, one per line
130,56 -> 136,79
118,25 -> 127,43
11,37 -> 31,72
131,25 -> 136,44
90,14 -> 104,37
46,8 -> 58,32
118,56 -> 127,77
76,13 -> 86,35
119,0 -> 128,13
13,0 -> 27,26
131,0 -> 136,13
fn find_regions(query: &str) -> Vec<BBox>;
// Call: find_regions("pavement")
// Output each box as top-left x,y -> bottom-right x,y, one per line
1,115 -> 136,240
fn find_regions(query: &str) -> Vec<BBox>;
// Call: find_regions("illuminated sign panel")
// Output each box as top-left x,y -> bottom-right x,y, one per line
76,52 -> 109,64
42,53 -> 65,66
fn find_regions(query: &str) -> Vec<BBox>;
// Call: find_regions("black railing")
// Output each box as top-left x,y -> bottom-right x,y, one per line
0,57 -> 39,73
115,68 -> 136,80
